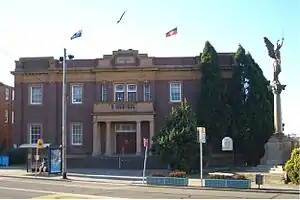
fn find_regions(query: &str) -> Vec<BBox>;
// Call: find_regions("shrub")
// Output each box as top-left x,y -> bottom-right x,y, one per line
150,172 -> 165,177
232,174 -> 247,180
208,173 -> 247,180
169,171 -> 186,178
284,147 -> 300,185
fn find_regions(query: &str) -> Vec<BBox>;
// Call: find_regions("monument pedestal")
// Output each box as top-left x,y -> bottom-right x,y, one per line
261,133 -> 293,166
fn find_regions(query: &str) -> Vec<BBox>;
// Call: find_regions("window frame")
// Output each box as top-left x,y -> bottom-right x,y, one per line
30,85 -> 43,105
127,84 -> 137,102
114,84 -> 125,102
29,123 -> 42,144
71,84 -> 83,104
5,88 -> 9,101
12,90 -> 14,101
169,82 -> 182,103
143,83 -> 151,101
12,111 -> 14,124
71,122 -> 83,146
4,109 -> 8,123
101,84 -> 108,102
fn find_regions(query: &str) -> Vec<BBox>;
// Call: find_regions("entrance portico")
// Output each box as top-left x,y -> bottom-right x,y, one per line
92,115 -> 155,156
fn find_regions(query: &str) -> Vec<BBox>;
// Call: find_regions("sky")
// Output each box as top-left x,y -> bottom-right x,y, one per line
0,0 -> 299,136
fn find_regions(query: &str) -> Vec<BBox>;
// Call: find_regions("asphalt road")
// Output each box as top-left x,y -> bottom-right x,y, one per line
0,177 -> 298,199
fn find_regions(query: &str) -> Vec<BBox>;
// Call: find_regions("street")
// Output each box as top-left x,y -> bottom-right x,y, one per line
0,177 -> 298,199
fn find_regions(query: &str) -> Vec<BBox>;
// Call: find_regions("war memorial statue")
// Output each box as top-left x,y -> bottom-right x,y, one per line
260,37 -> 292,168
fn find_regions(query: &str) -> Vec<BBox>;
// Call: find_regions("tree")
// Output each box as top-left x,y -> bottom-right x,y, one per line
285,147 -> 300,185
231,45 -> 274,164
243,53 -> 274,164
197,41 -> 229,153
151,98 -> 198,172
229,45 -> 247,153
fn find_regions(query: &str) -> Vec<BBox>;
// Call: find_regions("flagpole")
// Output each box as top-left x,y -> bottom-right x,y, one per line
62,47 -> 68,179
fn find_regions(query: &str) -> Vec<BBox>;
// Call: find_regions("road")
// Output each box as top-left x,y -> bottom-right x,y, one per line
0,177 -> 298,199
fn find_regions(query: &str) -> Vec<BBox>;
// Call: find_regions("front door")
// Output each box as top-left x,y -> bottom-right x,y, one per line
116,132 -> 136,154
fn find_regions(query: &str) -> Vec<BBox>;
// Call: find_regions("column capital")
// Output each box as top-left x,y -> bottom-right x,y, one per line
136,120 -> 142,123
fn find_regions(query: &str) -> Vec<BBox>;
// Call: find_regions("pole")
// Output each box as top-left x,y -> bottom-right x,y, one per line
142,146 -> 148,184
62,48 -> 68,179
35,147 -> 39,177
200,139 -> 203,187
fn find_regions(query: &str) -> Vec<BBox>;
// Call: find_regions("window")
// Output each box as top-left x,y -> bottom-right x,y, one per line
101,85 -> 108,102
71,84 -> 83,104
4,109 -> 8,123
12,111 -> 14,124
127,84 -> 137,101
12,90 -> 14,101
29,124 -> 42,144
170,83 -> 182,102
30,85 -> 43,105
71,123 -> 83,145
5,88 -> 9,101
115,84 -> 125,102
143,83 -> 151,101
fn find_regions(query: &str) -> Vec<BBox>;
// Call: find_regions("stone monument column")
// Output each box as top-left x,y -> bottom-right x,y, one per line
261,37 -> 292,166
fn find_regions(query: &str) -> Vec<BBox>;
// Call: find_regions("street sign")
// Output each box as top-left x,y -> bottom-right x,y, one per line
222,137 -> 233,151
37,139 -> 44,149
197,127 -> 206,143
143,138 -> 149,148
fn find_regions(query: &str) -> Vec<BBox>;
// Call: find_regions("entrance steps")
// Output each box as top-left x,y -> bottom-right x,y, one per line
248,165 -> 284,174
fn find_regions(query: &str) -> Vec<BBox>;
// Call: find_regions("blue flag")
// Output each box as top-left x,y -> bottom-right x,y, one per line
70,30 -> 82,40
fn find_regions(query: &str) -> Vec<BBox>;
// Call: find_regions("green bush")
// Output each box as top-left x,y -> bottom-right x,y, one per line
284,147 -> 300,185
168,171 -> 186,178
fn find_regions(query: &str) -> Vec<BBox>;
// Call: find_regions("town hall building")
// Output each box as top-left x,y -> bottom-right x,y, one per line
12,49 -> 235,158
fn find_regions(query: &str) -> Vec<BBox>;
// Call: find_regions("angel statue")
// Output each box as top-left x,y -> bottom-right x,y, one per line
263,37 -> 284,82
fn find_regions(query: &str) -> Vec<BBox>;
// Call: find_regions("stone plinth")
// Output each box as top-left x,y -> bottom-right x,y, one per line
261,134 -> 293,165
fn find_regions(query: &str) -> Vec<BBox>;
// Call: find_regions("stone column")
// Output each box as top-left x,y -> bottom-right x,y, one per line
105,121 -> 112,156
149,120 -> 155,147
273,88 -> 283,134
136,121 -> 141,155
92,122 -> 99,156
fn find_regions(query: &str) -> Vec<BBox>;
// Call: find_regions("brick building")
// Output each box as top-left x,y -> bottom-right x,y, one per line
12,49 -> 235,158
0,82 -> 14,149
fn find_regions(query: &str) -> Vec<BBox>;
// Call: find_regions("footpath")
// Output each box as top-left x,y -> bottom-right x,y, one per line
0,167 -> 299,194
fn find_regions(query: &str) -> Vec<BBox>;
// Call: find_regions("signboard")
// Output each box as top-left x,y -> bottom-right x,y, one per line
49,148 -> 62,174
222,137 -> 233,151
197,127 -> 206,143
37,139 -> 44,149
143,138 -> 149,148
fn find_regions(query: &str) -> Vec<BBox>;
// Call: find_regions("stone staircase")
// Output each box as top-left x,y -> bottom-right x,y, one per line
249,164 -> 284,174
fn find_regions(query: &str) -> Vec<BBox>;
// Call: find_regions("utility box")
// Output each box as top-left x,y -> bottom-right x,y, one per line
255,174 -> 264,188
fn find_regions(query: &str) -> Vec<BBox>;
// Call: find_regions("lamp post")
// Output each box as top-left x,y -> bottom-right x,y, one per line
59,48 -> 74,179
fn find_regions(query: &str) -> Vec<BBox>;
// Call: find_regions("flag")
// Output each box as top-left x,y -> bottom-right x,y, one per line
166,27 -> 177,37
70,30 -> 82,40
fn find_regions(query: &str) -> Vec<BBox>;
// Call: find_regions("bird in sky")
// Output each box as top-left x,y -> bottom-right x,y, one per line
117,10 -> 127,24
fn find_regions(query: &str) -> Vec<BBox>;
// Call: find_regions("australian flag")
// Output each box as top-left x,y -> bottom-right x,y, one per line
70,30 -> 82,40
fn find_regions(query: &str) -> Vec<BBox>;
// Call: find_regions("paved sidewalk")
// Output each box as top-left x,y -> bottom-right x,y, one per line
0,167 -> 299,194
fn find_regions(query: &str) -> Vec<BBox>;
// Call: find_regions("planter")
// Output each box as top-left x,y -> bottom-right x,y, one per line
204,179 -> 251,189
146,176 -> 188,186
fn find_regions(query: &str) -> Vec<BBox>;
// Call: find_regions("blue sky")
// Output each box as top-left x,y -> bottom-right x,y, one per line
0,0 -> 299,135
